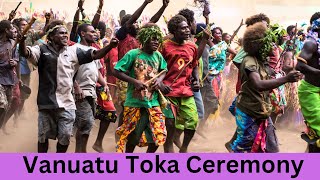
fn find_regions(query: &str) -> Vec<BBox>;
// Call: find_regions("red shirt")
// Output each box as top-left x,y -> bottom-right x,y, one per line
105,48 -> 118,84
160,39 -> 198,97
118,34 -> 140,60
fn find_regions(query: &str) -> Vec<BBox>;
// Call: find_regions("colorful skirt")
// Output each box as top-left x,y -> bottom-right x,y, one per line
116,106 -> 166,153
95,87 -> 117,123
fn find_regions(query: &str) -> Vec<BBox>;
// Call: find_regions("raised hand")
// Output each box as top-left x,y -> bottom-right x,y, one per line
145,0 -> 153,4
163,0 -> 169,7
44,12 -> 52,20
78,0 -> 85,9
109,38 -> 119,48
240,19 -> 245,26
99,0 -> 104,8
8,10 -> 16,21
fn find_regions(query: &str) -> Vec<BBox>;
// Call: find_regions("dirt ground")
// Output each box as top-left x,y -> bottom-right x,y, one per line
0,72 -> 307,153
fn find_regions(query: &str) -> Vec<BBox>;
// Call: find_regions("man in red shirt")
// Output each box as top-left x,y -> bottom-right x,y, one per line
160,15 -> 208,153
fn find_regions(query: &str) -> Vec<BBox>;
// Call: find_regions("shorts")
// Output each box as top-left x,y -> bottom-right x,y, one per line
231,108 -> 259,153
75,97 -> 95,135
0,84 -> 13,110
163,96 -> 198,130
38,108 -> 76,145
193,90 -> 204,121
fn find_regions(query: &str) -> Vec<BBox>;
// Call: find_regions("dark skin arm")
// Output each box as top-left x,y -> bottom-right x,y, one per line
92,38 -> 119,59
152,73 -> 173,95
19,36 -> 29,58
92,0 -> 103,29
249,70 -> 301,92
191,66 -> 200,91
74,80 -> 84,101
204,13 -> 209,25
114,69 -> 147,91
70,1 -> 83,42
295,40 -> 320,76
149,0 -> 169,23
197,29 -> 210,60
8,10 -> 16,21
37,13 -> 52,38
282,51 -> 294,74
124,0 -> 153,29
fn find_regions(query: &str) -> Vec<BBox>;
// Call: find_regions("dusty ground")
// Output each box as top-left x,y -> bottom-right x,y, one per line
0,72 -> 307,153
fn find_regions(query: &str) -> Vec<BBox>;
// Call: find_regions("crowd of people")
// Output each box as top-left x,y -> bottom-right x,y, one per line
0,0 -> 319,153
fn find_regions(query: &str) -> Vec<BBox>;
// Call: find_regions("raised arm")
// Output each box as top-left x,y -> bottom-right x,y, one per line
92,0 -> 104,28
8,10 -> 16,21
19,37 -> 29,58
19,37 -> 39,66
70,1 -> 83,42
92,38 -> 119,59
197,29 -> 210,60
149,0 -> 169,23
37,12 -> 52,38
124,0 -> 153,28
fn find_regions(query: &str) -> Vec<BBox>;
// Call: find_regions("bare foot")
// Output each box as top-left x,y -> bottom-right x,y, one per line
225,142 -> 234,153
92,143 -> 104,153
179,147 -> 188,153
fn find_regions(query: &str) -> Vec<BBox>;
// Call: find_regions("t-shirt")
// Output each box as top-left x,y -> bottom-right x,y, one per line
236,56 -> 272,119
105,48 -> 118,84
232,48 -> 247,64
114,49 -> 167,108
27,43 -> 94,110
75,45 -> 102,99
0,40 -> 18,86
116,26 -> 140,59
115,26 -> 140,104
208,41 -> 228,75
161,39 -> 198,97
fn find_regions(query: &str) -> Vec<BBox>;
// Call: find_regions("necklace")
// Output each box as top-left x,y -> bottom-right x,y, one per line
307,31 -> 320,65
308,18 -> 320,65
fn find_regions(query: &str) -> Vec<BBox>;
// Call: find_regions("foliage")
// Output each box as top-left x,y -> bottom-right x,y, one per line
137,25 -> 164,47
258,23 -> 286,61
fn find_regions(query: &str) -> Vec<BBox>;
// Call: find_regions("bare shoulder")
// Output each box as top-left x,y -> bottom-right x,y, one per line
302,39 -> 318,53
